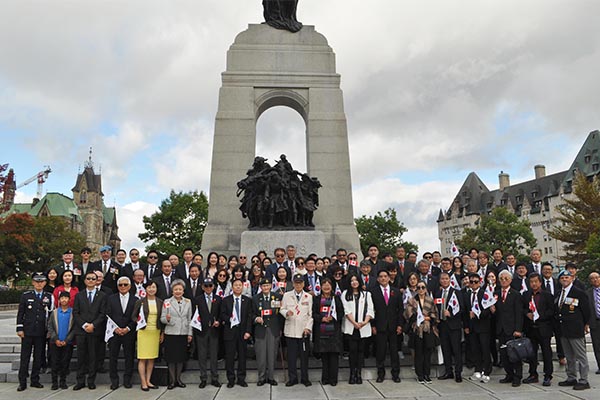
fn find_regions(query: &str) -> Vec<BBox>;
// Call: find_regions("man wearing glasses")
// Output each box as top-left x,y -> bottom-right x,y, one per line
144,250 -> 161,280
265,248 -> 290,280
72,271 -> 108,390
106,277 -> 137,389
463,273 -> 492,383
122,248 -> 145,281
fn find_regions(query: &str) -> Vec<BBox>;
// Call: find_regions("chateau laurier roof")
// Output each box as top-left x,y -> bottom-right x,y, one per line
439,130 -> 600,222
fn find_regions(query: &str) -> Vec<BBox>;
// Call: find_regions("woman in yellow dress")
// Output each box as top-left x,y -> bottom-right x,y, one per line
132,280 -> 164,391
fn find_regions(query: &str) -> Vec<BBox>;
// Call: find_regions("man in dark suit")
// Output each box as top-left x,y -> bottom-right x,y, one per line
329,248 -> 349,275
527,249 -> 543,276
106,276 -> 137,389
499,253 -> 517,274
510,263 -> 530,293
434,272 -> 464,382
494,270 -> 524,387
366,244 -> 385,275
463,273 -> 492,382
253,278 -> 282,386
556,270 -> 591,390
359,260 -> 376,291
156,260 -> 177,300
417,259 -> 439,293
303,258 -> 322,296
194,277 -> 222,388
522,272 -> 555,386
56,249 -> 84,288
477,251 -> 497,281
265,248 -> 290,280
143,250 -> 161,281
72,271 -> 108,390
541,262 -> 565,365
89,245 -> 121,293
121,248 -> 145,280
492,248 -> 507,271
184,264 -> 202,300
176,248 -> 194,281
586,272 -> 600,375
370,268 -> 404,383
395,246 -> 416,286
220,279 -> 253,388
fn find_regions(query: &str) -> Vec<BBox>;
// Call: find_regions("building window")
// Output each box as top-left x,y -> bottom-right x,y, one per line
80,190 -> 87,204
585,155 -> 591,163
515,195 -> 522,203
549,247 -> 553,254
544,247 -> 548,254
532,191 -> 538,198
594,163 -> 599,172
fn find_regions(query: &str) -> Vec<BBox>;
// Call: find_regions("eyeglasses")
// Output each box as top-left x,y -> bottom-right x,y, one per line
148,255 -> 158,259
275,254 -> 285,258
298,262 -> 304,265
348,257 -> 357,260
424,256 -> 433,259
86,277 -> 97,281
130,253 -> 139,256
218,274 -> 227,278
203,284 -> 214,287
334,272 -> 343,276
118,283 -> 130,287
499,277 -> 511,281
240,256 -> 247,259
417,286 -> 427,290
469,280 -> 480,284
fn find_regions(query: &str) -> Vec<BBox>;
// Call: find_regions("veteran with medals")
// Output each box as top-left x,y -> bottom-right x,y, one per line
253,277 -> 282,386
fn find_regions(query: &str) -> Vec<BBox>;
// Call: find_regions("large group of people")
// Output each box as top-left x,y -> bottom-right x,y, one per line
16,244 -> 600,392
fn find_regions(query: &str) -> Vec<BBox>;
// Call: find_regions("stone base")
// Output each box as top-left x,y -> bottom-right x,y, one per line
240,230 -> 326,258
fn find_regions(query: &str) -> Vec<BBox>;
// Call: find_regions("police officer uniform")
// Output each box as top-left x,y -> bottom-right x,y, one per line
253,278 -> 282,385
16,272 -> 54,391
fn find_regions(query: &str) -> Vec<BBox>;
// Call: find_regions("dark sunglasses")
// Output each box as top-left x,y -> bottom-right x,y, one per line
118,283 -> 130,287
130,253 -> 139,256
469,280 -> 480,284
417,286 -> 427,290
86,277 -> 97,281
148,255 -> 158,259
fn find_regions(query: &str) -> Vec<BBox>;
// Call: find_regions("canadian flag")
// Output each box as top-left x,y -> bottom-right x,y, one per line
190,308 -> 202,331
261,309 -> 273,317
529,298 -> 540,321
136,307 -> 147,331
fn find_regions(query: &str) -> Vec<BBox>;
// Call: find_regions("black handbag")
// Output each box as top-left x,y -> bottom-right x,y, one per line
505,336 -> 534,363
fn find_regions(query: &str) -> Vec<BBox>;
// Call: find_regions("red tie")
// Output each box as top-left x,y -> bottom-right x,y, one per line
365,275 -> 369,284
383,287 -> 389,305
502,289 -> 507,302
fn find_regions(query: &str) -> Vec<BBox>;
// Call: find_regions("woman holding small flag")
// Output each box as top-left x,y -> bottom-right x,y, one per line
341,274 -> 374,384
160,279 -> 193,389
132,280 -> 164,391
312,278 -> 344,386
405,281 -> 439,383
272,265 -> 292,295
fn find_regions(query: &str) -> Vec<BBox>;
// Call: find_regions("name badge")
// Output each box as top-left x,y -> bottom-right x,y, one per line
110,267 -> 119,274
74,268 -> 82,276
564,297 -> 578,306
301,301 -> 309,306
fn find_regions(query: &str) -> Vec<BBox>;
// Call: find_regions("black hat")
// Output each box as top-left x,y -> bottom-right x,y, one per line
203,277 -> 214,286
63,250 -> 73,255
80,247 -> 92,254
292,273 -> 304,283
58,291 -> 71,298
259,277 -> 271,286
32,272 -> 47,282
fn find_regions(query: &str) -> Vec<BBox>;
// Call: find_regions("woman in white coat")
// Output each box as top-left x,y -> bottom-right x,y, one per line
342,273 -> 374,384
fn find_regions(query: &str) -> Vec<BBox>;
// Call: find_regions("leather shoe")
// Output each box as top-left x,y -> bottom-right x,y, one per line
376,376 -> 384,383
51,383 -> 59,390
438,373 -> 454,380
148,385 -> 159,389
455,375 -> 462,383
167,384 -> 174,390
573,382 -> 590,390
269,379 -> 278,386
59,382 -> 68,389
302,380 -> 312,387
211,380 -> 221,388
88,383 -> 96,390
227,382 -> 235,388
558,379 -> 577,386
257,380 -> 265,386
542,378 -> 551,387
30,382 -> 43,388
199,381 -> 207,388
285,380 -> 297,387
73,383 -> 85,391
596,369 -> 600,375
141,387 -> 149,392
331,382 -> 337,386
110,384 -> 119,390
393,376 -> 401,383
17,385 -> 26,392
512,381 -> 521,387
124,382 -> 132,389
238,381 -> 248,387
499,376 -> 512,384
523,375 -> 538,384
176,381 -> 186,388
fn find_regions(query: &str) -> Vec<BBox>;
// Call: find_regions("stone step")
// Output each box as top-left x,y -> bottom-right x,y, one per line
0,337 -> 20,345
0,345 -> 19,354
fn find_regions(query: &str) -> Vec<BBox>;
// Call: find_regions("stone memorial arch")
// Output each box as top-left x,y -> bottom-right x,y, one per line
202,24 -> 360,256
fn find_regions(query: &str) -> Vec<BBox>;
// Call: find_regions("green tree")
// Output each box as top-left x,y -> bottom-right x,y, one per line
31,216 -> 86,271
0,213 -> 35,280
456,207 -> 537,258
548,171 -> 600,266
139,190 -> 209,256
354,208 -> 418,257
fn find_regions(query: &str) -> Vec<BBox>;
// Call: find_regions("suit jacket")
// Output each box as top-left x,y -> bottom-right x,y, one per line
220,294 -> 252,340
527,263 -> 543,276
432,286 -> 463,330
121,262 -> 146,280
541,276 -> 560,298
359,273 -> 376,291
510,276 -> 530,293
184,277 -> 203,299
462,289 -> 492,333
252,292 -> 282,338
132,297 -> 164,330
303,273 -> 322,295
176,263 -> 193,281
586,287 -> 600,330
494,287 -> 524,336
265,262 -> 290,280
160,296 -> 193,336
280,290 -> 313,338
493,261 -> 508,271
73,289 -> 108,336
370,285 -> 405,333
522,289 -> 555,337
193,292 -> 222,334
155,274 -> 175,300
106,292 -> 137,332
418,274 -> 439,293
56,263 -> 85,289
143,263 -> 162,281
396,260 -> 416,285
556,285 -> 591,338
90,260 -> 122,293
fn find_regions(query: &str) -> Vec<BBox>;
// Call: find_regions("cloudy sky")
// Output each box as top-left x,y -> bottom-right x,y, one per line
2,0 -> 599,256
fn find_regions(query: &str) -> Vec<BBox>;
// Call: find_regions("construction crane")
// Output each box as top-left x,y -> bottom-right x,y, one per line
17,166 -> 52,199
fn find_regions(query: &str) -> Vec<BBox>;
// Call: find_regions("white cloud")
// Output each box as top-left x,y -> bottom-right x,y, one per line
116,201 -> 159,254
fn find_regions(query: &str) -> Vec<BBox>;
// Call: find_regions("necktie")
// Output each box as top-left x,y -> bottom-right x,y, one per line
309,275 -> 314,289
502,289 -> 507,302
383,287 -> 389,305
88,291 -> 93,303
192,281 -> 197,297
559,288 -> 566,307
103,261 -> 108,274
595,288 -> 600,318
365,275 -> 369,284
296,293 -> 301,303
121,295 -> 127,313
37,292 -> 42,300
471,292 -> 476,307
235,297 -> 240,321
149,265 -> 154,277
166,277 -> 171,296
207,295 -> 212,312
441,289 -> 447,320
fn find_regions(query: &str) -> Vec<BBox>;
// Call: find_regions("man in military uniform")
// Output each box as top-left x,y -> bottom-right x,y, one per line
253,278 -> 282,386
16,272 -> 54,391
